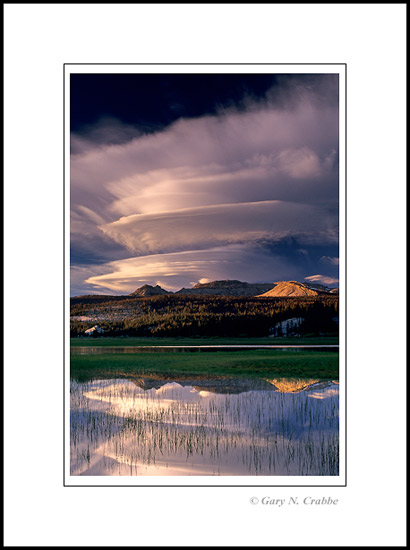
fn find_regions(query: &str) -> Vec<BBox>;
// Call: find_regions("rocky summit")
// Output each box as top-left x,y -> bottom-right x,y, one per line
257,281 -> 334,297
130,284 -> 171,297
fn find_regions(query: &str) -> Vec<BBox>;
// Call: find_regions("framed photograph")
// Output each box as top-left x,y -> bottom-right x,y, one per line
64,64 -> 346,487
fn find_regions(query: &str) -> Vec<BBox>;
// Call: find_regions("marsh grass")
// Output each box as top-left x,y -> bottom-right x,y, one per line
70,378 -> 339,476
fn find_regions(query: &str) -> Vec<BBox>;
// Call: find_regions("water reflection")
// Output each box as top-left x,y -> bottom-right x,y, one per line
70,377 -> 339,476
71,345 -> 339,355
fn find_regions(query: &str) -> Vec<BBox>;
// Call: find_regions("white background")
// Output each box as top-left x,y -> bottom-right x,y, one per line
4,4 -> 406,547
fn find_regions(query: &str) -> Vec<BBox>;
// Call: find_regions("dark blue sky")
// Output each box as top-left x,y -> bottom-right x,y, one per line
72,73 -> 286,132
70,73 -> 339,295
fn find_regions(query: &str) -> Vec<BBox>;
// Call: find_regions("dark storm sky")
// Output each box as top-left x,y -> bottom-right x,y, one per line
70,73 -> 339,295
71,74 -> 283,132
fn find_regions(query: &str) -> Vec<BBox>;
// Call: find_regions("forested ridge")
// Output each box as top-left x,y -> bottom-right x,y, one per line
70,295 -> 338,338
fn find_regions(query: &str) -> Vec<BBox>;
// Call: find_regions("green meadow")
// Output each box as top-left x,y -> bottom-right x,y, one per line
70,348 -> 339,382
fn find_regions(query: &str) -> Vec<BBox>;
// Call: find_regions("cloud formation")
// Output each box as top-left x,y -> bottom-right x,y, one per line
77,244 -> 313,294
321,256 -> 339,266
304,274 -> 339,286
100,200 -> 337,256
70,75 -> 339,294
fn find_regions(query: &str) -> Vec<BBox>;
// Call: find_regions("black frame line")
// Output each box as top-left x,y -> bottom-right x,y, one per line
63,64 -> 66,485
65,63 -> 345,65
63,62 -> 347,488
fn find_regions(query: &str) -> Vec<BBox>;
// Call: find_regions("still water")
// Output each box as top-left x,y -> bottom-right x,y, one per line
70,376 -> 339,476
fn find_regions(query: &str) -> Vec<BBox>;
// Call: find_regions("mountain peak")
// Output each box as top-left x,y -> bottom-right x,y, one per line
130,284 -> 170,297
258,281 -> 333,297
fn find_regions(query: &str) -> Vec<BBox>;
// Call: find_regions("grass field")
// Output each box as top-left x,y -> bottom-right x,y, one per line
70,348 -> 339,382
70,335 -> 339,347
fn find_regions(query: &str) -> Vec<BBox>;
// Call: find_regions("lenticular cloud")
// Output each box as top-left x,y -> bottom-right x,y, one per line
100,200 -> 337,256
70,74 -> 339,294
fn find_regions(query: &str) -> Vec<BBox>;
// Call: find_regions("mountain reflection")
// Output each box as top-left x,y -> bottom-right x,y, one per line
70,376 -> 339,476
